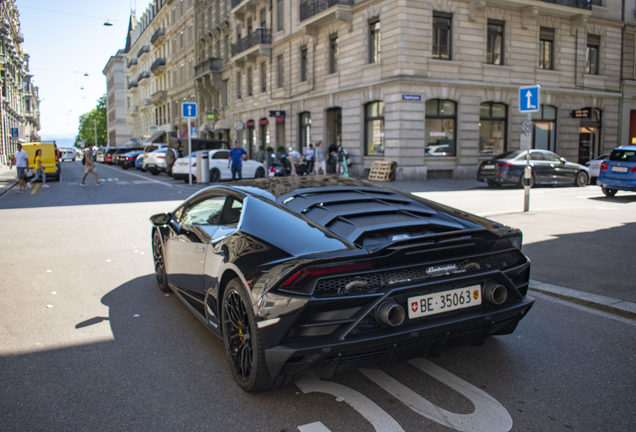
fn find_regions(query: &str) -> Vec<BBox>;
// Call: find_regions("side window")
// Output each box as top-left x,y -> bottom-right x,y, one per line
543,152 -> 561,162
180,196 -> 227,226
213,151 -> 229,159
530,151 -> 546,161
222,197 -> 243,227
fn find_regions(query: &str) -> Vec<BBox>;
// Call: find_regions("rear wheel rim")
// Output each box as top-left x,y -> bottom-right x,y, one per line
223,289 -> 253,382
211,170 -> 220,182
152,232 -> 166,287
576,172 -> 587,187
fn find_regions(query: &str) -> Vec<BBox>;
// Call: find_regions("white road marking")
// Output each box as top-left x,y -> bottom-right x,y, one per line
295,375 -> 405,432
360,358 -> 513,432
298,421 -> 331,432
100,163 -> 175,187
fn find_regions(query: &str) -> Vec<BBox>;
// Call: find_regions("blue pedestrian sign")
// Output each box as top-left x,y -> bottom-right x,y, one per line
182,102 -> 197,119
519,85 -> 540,113
10,128 -> 18,138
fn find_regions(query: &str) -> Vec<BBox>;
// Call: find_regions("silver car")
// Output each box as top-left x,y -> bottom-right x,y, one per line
585,153 -> 610,184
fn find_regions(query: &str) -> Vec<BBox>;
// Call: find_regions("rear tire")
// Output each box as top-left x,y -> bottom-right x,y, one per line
210,168 -> 221,183
254,167 -> 265,179
602,187 -> 617,197
486,181 -> 501,188
574,171 -> 588,187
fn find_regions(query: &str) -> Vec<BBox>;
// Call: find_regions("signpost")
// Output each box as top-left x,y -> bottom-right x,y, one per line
182,102 -> 197,185
519,85 -> 540,212
10,128 -> 18,138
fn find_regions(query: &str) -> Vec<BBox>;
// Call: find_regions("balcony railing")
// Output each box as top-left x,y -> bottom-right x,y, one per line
137,45 -> 150,58
231,28 -> 271,57
150,28 -> 165,45
537,0 -> 592,9
231,0 -> 243,8
127,58 -> 138,69
300,0 -> 355,22
137,71 -> 150,82
195,57 -> 224,78
127,80 -> 138,90
151,58 -> 166,73
151,90 -> 167,104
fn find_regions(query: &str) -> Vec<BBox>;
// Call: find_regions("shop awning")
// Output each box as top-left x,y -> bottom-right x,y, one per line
259,119 -> 268,125
143,130 -> 165,144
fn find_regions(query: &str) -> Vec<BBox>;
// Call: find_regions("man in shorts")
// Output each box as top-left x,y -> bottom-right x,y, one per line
80,145 -> 100,186
10,143 -> 29,194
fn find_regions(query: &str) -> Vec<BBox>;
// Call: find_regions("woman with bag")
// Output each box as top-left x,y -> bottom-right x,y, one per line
27,149 -> 49,189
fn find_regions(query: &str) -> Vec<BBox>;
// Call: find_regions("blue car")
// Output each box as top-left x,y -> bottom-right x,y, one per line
135,153 -> 145,170
598,146 -> 636,197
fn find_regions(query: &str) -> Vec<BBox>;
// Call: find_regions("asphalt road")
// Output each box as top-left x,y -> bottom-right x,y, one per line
1,161 -> 635,432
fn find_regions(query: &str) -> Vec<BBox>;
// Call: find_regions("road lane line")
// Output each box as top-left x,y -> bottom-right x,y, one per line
298,421 -> 331,432
30,183 -> 40,194
295,375 -> 405,432
361,359 -> 513,432
99,163 -> 175,187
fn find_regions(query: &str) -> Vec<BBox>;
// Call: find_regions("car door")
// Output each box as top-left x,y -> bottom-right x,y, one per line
242,159 -> 257,178
529,151 -> 550,183
212,150 -> 231,179
164,194 -> 228,295
543,151 -> 572,183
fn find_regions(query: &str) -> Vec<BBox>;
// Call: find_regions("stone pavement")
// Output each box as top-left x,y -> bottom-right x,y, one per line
0,163 -> 17,197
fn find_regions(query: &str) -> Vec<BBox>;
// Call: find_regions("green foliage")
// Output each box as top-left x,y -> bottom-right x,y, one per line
75,95 -> 107,147
276,146 -> 285,153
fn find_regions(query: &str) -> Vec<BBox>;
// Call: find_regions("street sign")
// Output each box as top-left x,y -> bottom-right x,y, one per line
523,120 -> 533,136
81,139 -> 85,148
182,102 -> 197,118
572,109 -> 590,119
519,85 -> 540,113
10,128 -> 18,138
191,127 -> 198,138
402,95 -> 422,101
235,121 -> 244,131
269,110 -> 286,118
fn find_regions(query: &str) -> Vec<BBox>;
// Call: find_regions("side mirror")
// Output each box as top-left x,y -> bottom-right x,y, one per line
560,157 -> 567,164
150,213 -> 172,225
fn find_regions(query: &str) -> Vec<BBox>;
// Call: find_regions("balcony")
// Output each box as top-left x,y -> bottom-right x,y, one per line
537,0 -> 591,9
151,58 -> 166,74
195,57 -> 223,78
483,0 -> 592,20
231,0 -> 266,20
127,80 -> 138,90
231,28 -> 271,64
137,45 -> 150,58
127,58 -> 138,69
151,90 -> 167,104
299,0 -> 354,34
150,28 -> 165,45
137,71 -> 150,82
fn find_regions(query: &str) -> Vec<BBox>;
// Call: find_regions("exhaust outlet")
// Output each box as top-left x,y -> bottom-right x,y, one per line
376,302 -> 406,327
483,282 -> 508,305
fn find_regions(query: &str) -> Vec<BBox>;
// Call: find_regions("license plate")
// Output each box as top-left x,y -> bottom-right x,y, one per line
611,166 -> 628,173
146,164 -> 155,168
178,161 -> 188,165
408,285 -> 482,319
483,165 -> 495,169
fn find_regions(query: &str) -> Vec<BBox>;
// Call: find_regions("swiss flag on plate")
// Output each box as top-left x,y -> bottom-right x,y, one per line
411,302 -> 418,312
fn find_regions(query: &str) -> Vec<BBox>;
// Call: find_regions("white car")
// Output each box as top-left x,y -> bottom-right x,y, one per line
143,148 -> 168,174
171,149 -> 266,183
585,153 -> 610,184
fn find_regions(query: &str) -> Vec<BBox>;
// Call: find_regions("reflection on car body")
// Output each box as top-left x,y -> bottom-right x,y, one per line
150,177 -> 534,392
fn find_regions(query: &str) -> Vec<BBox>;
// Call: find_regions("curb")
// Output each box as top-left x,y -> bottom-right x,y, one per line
529,279 -> 636,321
0,180 -> 18,198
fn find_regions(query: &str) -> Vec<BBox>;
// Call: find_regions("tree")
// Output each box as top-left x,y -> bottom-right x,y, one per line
75,95 -> 107,147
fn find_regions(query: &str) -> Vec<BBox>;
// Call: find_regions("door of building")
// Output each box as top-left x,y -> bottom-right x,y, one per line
578,108 -> 601,165
327,107 -> 342,149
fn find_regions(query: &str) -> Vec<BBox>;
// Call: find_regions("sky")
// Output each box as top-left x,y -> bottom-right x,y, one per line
16,0 -> 153,145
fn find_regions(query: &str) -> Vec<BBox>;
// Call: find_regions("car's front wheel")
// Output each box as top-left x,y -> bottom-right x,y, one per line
210,168 -> 221,183
574,171 -> 588,187
222,278 -> 294,392
152,230 -> 170,292
254,167 -> 265,179
602,187 -> 617,197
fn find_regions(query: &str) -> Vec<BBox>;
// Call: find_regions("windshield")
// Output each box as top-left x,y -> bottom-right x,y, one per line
609,149 -> 636,162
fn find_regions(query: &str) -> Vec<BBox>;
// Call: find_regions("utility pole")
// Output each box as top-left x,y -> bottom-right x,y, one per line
94,118 -> 98,147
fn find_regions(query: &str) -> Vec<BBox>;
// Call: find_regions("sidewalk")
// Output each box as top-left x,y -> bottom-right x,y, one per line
0,164 -> 17,197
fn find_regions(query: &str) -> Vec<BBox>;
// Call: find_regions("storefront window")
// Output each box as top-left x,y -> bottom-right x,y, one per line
479,102 -> 507,156
365,101 -> 385,155
299,112 -> 311,151
425,99 -> 456,156
531,105 -> 557,152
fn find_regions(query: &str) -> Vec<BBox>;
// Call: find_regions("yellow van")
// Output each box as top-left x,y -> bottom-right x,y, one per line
21,142 -> 61,181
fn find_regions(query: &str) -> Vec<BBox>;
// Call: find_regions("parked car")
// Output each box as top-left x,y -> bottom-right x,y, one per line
141,143 -> 168,171
477,149 -> 590,188
60,149 -> 76,162
104,148 -> 118,164
95,146 -> 112,163
165,139 -> 229,175
597,145 -> 636,197
171,149 -> 267,182
143,148 -> 168,174
135,153 -> 145,170
150,177 -> 534,392
585,153 -> 610,184
117,150 -> 143,169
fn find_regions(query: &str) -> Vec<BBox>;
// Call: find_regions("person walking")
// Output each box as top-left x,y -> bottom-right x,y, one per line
228,140 -> 247,180
27,149 -> 49,189
10,143 -> 29,194
80,144 -> 100,186
305,144 -> 314,174
314,141 -> 326,176
256,145 -> 265,163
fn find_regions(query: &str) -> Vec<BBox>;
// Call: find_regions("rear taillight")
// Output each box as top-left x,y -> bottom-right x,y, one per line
192,162 -> 196,167
281,262 -> 373,293
632,167 -> 636,172
157,155 -> 165,159
585,162 -> 590,167
496,162 -> 513,168
269,167 -> 275,172
600,162 -> 609,170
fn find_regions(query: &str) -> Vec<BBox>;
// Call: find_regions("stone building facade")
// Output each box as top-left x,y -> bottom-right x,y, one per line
228,0 -> 628,180
0,0 -> 40,164
103,50 -> 133,146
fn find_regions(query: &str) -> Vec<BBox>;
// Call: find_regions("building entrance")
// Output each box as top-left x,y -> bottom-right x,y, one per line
577,108 -> 601,165
327,107 -> 342,149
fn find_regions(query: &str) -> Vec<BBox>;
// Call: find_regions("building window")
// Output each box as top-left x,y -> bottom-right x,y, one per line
539,27 -> 554,70
365,101 -> 385,156
425,99 -> 456,156
432,12 -> 452,60
369,18 -> 381,63
260,62 -> 267,93
277,0 -> 284,32
180,31 -> 184,48
236,71 -> 242,99
299,112 -> 311,151
277,54 -> 284,88
486,20 -> 504,65
260,7 -> 266,28
329,34 -> 339,74
531,105 -> 557,152
586,34 -> 600,75
479,102 -> 507,156
247,67 -> 253,96
300,47 -> 308,82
